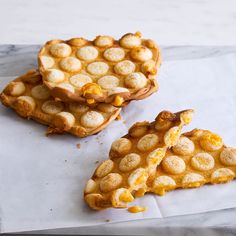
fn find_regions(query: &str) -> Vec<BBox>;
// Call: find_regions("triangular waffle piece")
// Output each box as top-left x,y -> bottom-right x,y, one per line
38,32 -> 161,106
0,70 -> 121,137
84,109 -> 194,210
149,129 -> 236,195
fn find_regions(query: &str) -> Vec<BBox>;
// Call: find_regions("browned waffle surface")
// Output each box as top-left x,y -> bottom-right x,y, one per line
84,109 -> 194,210
150,129 -> 236,195
38,32 -> 161,106
0,70 -> 121,137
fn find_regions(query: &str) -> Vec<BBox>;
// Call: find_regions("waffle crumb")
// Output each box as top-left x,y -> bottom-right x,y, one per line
116,114 -> 122,120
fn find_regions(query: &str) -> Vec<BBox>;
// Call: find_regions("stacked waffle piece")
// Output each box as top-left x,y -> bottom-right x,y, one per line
0,70 -> 121,137
0,32 -> 161,137
84,110 -> 236,211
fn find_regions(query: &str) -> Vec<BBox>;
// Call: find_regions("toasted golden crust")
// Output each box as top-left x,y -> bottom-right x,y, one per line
0,70 -> 121,137
84,109 -> 194,210
38,32 -> 161,106
150,129 -> 236,196
84,126 -> 236,210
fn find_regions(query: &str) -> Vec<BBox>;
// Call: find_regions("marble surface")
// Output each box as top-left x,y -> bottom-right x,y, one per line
32,208 -> 236,236
1,1 -> 236,234
0,45 -> 236,235
0,0 -> 236,45
1,45 -> 236,76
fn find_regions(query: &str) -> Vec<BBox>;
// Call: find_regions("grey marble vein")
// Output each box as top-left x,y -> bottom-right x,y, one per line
24,208 -> 236,235
1,45 -> 236,76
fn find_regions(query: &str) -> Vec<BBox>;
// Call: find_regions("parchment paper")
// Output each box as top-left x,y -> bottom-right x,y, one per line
0,53 -> 236,233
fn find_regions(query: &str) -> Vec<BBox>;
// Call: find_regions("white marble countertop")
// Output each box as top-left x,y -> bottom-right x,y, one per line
0,45 -> 236,235
0,0 -> 236,45
1,0 -> 236,234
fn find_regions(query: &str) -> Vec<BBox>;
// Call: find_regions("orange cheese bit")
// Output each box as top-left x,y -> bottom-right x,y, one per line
82,83 -> 102,97
128,206 -> 146,213
112,95 -> 124,107
86,98 -> 95,104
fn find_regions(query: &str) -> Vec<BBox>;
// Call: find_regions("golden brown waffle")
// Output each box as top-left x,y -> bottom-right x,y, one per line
84,109 -> 194,210
0,70 -> 121,137
150,129 -> 236,195
38,32 -> 161,106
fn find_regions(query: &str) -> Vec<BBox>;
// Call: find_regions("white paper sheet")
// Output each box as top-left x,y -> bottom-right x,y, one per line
0,54 -> 236,233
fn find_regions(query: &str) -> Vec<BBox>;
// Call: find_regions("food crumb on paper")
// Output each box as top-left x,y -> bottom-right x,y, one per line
76,143 -> 81,149
116,114 -> 122,120
128,206 -> 146,213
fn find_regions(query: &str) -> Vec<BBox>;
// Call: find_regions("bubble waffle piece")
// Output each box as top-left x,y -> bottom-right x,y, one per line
38,32 -> 161,106
84,109 -> 194,210
0,70 -> 121,137
150,129 -> 236,196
